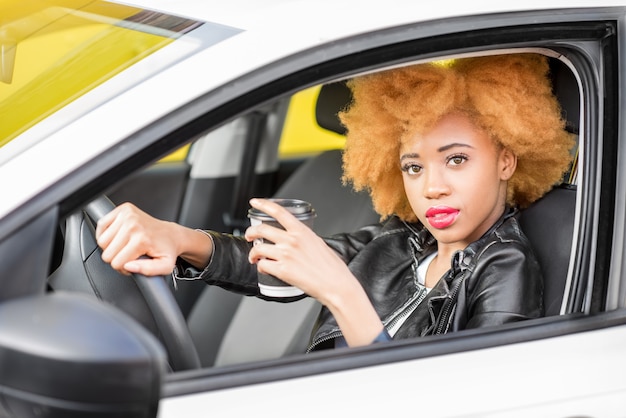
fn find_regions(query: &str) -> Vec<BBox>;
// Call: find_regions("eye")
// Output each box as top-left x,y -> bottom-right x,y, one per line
401,163 -> 422,175
447,154 -> 468,166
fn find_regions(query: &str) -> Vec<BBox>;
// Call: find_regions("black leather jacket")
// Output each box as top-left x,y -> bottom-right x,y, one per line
175,208 -> 543,351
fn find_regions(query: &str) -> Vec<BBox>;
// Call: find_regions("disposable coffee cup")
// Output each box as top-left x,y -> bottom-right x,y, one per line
248,198 -> 316,297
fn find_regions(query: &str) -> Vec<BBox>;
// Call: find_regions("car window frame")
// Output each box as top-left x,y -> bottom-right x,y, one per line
42,9 -> 622,395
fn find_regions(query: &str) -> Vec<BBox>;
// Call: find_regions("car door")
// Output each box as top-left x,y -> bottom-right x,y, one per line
151,8 -> 626,417
4,2 -> 625,416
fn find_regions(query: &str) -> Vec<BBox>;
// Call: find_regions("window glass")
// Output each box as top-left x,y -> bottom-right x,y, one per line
0,0 -> 238,153
159,144 -> 191,163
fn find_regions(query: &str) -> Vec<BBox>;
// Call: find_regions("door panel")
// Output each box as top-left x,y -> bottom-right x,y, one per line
159,318 -> 626,417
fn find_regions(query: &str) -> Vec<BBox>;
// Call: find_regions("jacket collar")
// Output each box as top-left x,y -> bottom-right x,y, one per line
405,206 -> 518,266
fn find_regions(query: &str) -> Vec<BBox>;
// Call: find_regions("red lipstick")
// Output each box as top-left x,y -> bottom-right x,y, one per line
425,206 -> 459,229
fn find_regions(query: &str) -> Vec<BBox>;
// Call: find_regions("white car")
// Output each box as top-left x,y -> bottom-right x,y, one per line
0,1 -> 625,417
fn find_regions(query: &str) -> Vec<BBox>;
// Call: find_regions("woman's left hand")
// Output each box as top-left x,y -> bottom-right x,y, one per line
245,198 -> 354,307
245,198 -> 384,346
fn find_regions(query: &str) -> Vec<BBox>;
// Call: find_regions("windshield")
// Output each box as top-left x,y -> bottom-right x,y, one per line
0,0 -> 239,155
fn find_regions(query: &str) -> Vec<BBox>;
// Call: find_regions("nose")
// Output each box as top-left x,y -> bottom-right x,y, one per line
423,167 -> 450,199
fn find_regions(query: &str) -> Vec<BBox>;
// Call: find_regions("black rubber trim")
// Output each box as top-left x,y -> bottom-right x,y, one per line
590,28 -> 619,313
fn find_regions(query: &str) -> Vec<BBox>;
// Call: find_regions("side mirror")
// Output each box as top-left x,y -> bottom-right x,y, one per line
0,293 -> 167,417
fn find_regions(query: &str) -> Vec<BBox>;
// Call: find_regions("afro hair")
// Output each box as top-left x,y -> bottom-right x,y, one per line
339,53 -> 575,222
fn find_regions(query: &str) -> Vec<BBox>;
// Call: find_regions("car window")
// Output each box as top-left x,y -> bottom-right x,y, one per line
115,50 -> 583,365
158,84 -> 346,165
146,51 -> 580,369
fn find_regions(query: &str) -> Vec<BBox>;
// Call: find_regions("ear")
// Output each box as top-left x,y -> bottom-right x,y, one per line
499,147 -> 517,180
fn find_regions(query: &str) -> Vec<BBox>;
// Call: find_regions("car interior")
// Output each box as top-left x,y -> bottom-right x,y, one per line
46,51 -> 580,371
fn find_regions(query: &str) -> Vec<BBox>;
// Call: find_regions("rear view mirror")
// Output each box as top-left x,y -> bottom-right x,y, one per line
0,293 -> 167,417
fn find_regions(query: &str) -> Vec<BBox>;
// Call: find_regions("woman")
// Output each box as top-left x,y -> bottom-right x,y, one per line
96,53 -> 574,350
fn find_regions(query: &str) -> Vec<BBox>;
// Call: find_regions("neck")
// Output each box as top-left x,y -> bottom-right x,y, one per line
435,204 -> 509,260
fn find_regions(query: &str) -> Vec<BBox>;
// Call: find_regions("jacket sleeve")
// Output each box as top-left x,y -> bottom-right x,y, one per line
463,240 -> 544,329
174,221 -> 385,300
323,220 -> 397,263
174,231 -> 262,296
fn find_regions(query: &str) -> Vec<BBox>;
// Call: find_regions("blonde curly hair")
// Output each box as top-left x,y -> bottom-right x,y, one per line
339,53 -> 575,222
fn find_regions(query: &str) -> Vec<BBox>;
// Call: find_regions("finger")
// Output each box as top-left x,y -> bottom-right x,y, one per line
100,210 -> 150,269
248,241 -> 290,264
244,222 -> 289,244
99,219 -> 130,265
106,235 -> 148,273
253,257 -> 301,288
98,206 -> 137,259
95,211 -> 121,250
249,198 -> 306,231
255,257 -> 286,280
96,203 -> 137,249
124,256 -> 176,277
95,204 -> 123,241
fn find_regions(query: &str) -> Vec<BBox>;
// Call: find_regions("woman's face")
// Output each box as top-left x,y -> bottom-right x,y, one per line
400,113 -> 516,252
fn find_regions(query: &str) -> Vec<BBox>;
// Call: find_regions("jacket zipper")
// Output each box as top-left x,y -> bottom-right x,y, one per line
433,249 -> 470,335
434,275 -> 464,335
384,286 -> 427,333
307,330 -> 342,353
307,287 -> 428,352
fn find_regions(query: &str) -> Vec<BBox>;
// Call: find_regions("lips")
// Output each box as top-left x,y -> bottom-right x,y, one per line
425,206 -> 459,229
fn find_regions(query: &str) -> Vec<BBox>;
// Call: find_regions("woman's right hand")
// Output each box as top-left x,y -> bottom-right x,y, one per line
95,202 -> 213,276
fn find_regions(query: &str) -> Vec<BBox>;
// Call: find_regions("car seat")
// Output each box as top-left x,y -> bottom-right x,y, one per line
518,185 -> 577,316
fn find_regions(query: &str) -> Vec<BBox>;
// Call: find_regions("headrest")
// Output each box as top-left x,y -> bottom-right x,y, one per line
315,81 -> 352,135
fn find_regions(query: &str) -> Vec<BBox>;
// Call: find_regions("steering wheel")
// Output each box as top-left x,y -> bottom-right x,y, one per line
48,195 -> 201,371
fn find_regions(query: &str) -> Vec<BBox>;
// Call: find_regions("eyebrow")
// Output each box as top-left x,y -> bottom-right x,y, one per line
400,142 -> 475,161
